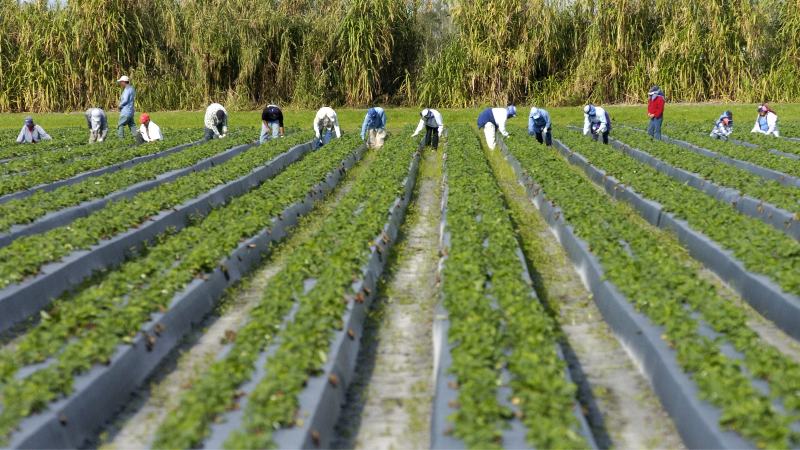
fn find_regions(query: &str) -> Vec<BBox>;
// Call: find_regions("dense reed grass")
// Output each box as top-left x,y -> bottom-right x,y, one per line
1,0 -> 799,112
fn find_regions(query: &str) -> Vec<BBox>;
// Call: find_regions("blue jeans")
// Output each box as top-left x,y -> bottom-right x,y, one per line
314,129 -> 334,149
260,121 -> 280,143
117,115 -> 135,138
648,117 -> 663,140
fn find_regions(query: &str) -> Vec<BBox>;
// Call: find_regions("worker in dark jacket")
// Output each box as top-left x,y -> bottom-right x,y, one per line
260,104 -> 284,143
647,86 -> 665,140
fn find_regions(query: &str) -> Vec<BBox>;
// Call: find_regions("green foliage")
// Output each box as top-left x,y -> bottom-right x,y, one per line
0,132 -> 361,444
0,130 -> 305,288
504,126 -> 800,447
440,124 -> 587,448
610,126 -> 800,216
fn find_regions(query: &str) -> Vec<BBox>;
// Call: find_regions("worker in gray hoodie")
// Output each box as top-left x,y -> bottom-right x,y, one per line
85,108 -> 109,143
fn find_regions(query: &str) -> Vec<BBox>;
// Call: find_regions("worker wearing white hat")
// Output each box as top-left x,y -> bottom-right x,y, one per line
527,107 -> 552,146
583,104 -> 611,145
313,107 -> 341,149
116,75 -> 136,139
411,108 -> 443,150
85,108 -> 109,143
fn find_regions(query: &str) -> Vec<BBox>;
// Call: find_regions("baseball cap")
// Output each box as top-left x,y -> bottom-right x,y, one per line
368,107 -> 377,118
584,105 -> 596,115
117,75 -> 130,83
531,107 -> 541,119
139,114 -> 150,123
507,105 -> 516,117
91,109 -> 102,119
24,116 -> 33,125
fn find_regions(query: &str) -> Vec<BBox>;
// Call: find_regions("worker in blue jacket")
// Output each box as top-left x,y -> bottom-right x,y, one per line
527,107 -> 552,146
361,107 -> 387,149
116,75 -> 136,139
477,106 -> 516,150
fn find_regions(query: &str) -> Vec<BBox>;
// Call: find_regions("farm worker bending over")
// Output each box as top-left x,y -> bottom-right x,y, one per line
204,103 -> 229,141
313,106 -> 341,149
710,111 -> 734,140
411,108 -> 443,150
16,117 -> 52,144
261,104 -> 285,143
85,108 -> 109,143
361,107 -> 387,149
477,106 -> 516,150
752,104 -> 779,137
116,75 -> 136,139
136,114 -> 163,146
528,107 -> 552,146
647,86 -> 665,140
583,105 -> 611,145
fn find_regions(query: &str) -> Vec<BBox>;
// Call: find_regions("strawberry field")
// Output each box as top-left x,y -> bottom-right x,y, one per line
1,108 -> 800,449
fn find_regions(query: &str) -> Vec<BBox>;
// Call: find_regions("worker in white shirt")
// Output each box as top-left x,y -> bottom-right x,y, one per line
751,104 -> 779,137
136,114 -> 163,146
583,105 -> 611,145
477,106 -> 516,150
313,106 -> 341,149
411,108 -> 443,150
85,108 -> 109,143
204,103 -> 228,141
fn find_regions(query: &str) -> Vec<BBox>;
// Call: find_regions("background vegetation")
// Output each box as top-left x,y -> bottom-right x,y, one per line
2,0 -> 799,112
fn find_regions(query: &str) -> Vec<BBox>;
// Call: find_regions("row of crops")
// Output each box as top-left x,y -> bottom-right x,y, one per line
0,118 -> 799,448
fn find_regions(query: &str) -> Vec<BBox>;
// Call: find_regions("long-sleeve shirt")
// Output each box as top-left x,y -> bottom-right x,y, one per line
711,113 -> 734,138
413,109 -> 443,136
528,109 -> 552,134
16,125 -> 52,143
313,107 -> 341,139
583,107 -> 609,134
204,103 -> 229,137
85,108 -> 108,131
477,108 -> 511,137
118,85 -> 135,118
361,107 -> 387,138
648,96 -> 665,119
752,112 -> 778,136
262,105 -> 284,127
139,122 -> 163,142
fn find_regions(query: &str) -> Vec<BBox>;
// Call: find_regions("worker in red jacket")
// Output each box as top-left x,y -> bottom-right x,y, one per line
647,86 -> 665,140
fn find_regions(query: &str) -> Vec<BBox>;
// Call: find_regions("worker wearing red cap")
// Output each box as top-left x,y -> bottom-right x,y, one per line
136,114 -> 162,146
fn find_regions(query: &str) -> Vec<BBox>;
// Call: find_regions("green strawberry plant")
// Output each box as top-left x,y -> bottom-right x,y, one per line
0,132 -> 364,445
504,124 -> 800,447
439,124 -> 588,449
0,130 -> 307,288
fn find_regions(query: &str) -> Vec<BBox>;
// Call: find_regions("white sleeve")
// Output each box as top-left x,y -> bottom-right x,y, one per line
496,116 -> 509,137
751,119 -> 760,133
313,115 -> 321,138
435,111 -> 444,134
153,124 -> 163,140
333,117 -> 341,138
583,115 -> 590,135
768,114 -> 778,135
412,119 -> 424,136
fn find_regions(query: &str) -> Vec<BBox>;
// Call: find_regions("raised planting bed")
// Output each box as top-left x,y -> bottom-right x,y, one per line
668,120 -> 800,160
430,124 -> 595,449
551,125 -> 800,343
620,122 -> 800,186
151,129 -> 422,449
500,130 -> 800,448
0,134 -> 367,449
0,132 -> 308,247
0,132 -> 314,333
0,128 -> 89,160
0,128 -> 205,201
590,126 -> 800,243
